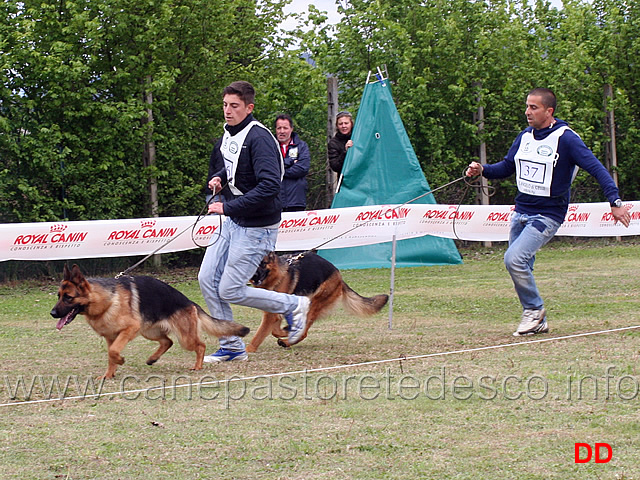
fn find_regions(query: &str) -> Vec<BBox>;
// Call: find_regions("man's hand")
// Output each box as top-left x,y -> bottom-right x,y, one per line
208,176 -> 222,194
207,202 -> 224,215
466,161 -> 483,177
611,205 -> 631,228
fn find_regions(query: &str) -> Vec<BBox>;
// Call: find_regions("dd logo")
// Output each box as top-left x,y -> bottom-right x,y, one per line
574,443 -> 613,463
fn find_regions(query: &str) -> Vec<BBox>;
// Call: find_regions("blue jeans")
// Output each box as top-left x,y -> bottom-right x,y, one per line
504,213 -> 561,310
198,218 -> 300,351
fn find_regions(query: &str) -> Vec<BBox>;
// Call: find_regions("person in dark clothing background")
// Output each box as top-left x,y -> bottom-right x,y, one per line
327,111 -> 354,175
274,114 -> 310,212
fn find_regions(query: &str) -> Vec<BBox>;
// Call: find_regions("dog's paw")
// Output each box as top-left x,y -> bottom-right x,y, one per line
272,326 -> 289,337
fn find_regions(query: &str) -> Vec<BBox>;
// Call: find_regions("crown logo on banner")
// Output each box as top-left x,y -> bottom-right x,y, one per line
140,220 -> 156,229
50,224 -> 67,233
568,204 -> 579,212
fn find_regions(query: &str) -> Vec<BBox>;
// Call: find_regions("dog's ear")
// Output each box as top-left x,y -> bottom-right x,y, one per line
267,251 -> 278,262
63,264 -> 71,281
69,264 -> 88,287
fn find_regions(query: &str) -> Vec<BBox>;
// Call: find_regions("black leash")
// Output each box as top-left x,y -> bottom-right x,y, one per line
115,192 -> 222,279
289,172 -> 492,263
115,174 -> 491,277
312,175 -> 472,252
451,172 -> 495,240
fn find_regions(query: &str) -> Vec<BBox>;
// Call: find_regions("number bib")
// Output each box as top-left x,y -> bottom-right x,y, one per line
514,126 -> 569,197
220,121 -> 283,196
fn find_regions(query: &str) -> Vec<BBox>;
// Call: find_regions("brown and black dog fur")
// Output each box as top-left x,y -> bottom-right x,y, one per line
248,251 -> 388,352
51,264 -> 249,379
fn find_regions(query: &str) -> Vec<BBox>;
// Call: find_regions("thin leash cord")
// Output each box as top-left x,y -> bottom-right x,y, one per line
189,195 -> 223,250
310,176 -> 466,252
115,223 -> 196,278
312,174 -> 488,252
451,172 -> 496,240
116,185 -> 227,278
115,173 -> 492,277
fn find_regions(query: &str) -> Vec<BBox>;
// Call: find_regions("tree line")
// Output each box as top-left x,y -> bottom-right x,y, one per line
1,0 -> 638,224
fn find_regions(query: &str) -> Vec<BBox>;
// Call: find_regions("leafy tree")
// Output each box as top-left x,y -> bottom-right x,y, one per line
0,0 -> 288,222
302,0 -> 640,205
2,0 -> 639,227
256,48 -> 329,209
589,0 -> 640,201
303,0 -> 544,202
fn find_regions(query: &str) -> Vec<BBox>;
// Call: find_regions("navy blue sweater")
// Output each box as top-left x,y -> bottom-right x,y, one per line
483,119 -> 620,223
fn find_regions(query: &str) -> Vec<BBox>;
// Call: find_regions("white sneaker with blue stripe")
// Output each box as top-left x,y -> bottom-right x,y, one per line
288,296 -> 310,345
203,348 -> 248,363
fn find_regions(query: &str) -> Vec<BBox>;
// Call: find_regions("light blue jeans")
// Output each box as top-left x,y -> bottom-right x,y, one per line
198,218 -> 300,351
504,213 -> 561,311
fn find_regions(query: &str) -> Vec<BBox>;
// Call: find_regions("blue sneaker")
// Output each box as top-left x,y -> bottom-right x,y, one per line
288,296 -> 310,345
203,348 -> 248,363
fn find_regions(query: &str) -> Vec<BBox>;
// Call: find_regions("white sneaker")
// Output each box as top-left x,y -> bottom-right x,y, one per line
513,308 -> 549,336
288,296 -> 310,345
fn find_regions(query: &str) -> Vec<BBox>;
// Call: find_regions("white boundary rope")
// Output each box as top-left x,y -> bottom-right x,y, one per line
2,324 -> 639,408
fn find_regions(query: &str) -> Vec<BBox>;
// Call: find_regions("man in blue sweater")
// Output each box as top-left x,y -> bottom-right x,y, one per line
466,88 -> 630,336
198,81 -> 310,362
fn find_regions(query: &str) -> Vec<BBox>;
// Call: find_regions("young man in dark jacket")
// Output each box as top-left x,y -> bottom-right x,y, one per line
274,114 -> 310,212
198,81 -> 310,362
466,88 -> 630,337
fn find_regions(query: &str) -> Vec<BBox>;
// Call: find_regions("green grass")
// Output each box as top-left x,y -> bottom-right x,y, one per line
1,240 -> 639,479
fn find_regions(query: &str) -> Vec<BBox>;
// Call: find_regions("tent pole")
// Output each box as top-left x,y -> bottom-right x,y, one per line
388,234 -> 397,330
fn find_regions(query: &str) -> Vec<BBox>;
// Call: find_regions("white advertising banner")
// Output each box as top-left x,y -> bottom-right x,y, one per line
1,202 -> 638,262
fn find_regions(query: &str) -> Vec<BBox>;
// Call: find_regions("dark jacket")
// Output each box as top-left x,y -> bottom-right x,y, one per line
483,119 -> 621,223
207,114 -> 283,227
281,132 -> 310,209
328,131 -> 351,174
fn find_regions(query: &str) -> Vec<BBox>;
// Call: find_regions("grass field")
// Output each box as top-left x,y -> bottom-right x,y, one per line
1,239 -> 639,479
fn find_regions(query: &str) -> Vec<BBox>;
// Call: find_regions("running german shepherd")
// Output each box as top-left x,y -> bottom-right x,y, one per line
247,251 -> 388,351
51,264 -> 249,379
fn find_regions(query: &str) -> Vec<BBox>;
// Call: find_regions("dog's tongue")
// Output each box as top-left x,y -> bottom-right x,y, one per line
56,311 -> 74,331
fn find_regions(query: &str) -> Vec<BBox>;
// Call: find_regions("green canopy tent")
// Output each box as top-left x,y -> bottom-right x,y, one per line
320,74 -> 463,269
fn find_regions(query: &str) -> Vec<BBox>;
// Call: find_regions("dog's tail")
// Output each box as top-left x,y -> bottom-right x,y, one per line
195,305 -> 250,338
341,283 -> 389,316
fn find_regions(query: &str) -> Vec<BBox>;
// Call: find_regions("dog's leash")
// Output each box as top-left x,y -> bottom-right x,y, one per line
451,171 -> 495,240
310,174 -> 485,253
115,185 -> 228,279
115,174 -> 490,277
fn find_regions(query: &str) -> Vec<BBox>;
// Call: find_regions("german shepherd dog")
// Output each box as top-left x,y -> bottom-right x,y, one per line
247,251 -> 389,351
51,264 -> 249,379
